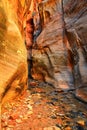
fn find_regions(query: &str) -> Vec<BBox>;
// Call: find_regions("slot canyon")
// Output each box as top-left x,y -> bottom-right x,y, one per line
0,0 -> 87,129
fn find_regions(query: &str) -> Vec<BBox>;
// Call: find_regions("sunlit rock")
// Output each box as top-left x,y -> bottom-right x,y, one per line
1,0 -> 87,104
0,0 -> 28,104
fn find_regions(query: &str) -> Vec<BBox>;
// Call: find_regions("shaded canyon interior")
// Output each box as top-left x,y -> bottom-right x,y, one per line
0,0 -> 87,104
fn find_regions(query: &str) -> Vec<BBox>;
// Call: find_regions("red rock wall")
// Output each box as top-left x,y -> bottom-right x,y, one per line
31,0 -> 73,90
1,0 -> 87,104
31,0 -> 87,99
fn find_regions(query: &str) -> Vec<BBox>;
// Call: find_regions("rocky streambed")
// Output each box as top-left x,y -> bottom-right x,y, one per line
1,80 -> 87,130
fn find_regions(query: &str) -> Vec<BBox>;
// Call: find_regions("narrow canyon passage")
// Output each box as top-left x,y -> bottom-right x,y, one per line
1,0 -> 87,130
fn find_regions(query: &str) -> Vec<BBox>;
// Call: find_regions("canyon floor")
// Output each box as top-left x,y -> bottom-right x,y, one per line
1,79 -> 87,130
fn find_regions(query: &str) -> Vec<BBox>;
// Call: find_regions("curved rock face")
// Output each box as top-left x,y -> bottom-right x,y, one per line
64,0 -> 87,102
0,0 -> 28,104
31,0 -> 87,101
64,0 -> 87,86
1,0 -> 87,104
32,0 -> 74,90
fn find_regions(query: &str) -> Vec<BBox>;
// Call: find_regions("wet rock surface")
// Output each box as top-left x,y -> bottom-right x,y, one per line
1,80 -> 87,130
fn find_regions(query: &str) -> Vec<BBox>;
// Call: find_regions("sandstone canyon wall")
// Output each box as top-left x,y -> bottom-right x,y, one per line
32,0 -> 75,89
31,0 -> 87,102
64,0 -> 87,102
0,0 -> 28,104
0,0 -> 87,104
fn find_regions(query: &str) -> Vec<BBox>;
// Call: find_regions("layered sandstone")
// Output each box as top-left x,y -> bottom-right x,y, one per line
0,0 -> 87,104
0,0 -> 28,104
31,0 -> 87,102
32,0 -> 74,90
64,0 -> 87,102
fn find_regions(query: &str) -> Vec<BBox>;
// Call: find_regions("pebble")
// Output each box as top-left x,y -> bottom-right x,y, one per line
37,115 -> 42,119
3,121 -> 8,127
64,126 -> 72,130
29,100 -> 34,105
50,116 -> 57,119
77,120 -> 85,126
27,111 -> 33,115
19,115 -> 23,118
27,104 -> 32,110
43,126 -> 61,130
29,81 -> 38,86
16,119 -> 22,123
22,116 -> 28,120
6,128 -> 13,130
8,125 -> 14,128
54,126 -> 61,130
